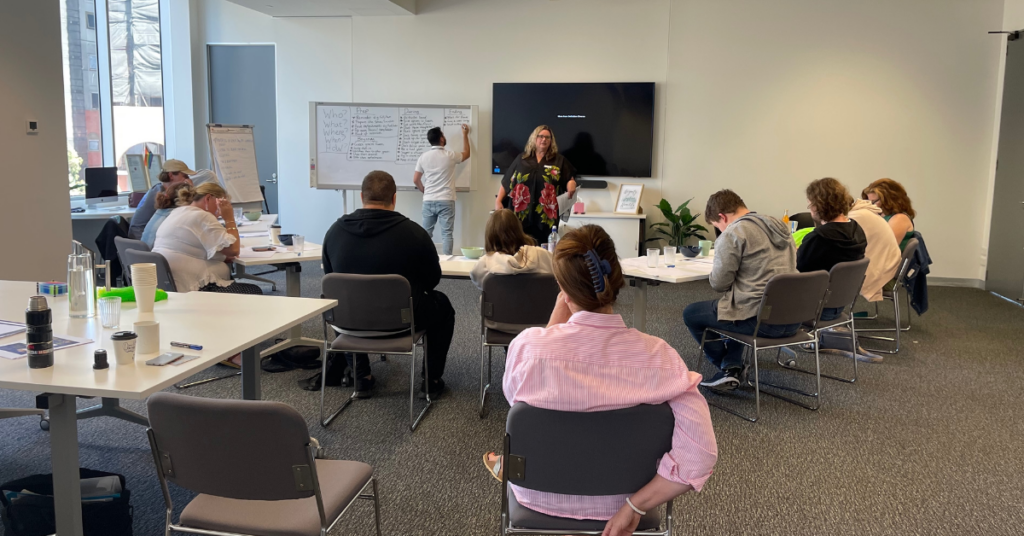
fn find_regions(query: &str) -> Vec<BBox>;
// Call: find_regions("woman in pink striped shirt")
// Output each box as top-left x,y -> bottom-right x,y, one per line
486,225 -> 718,536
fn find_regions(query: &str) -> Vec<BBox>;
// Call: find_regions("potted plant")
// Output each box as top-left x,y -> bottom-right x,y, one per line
646,198 -> 709,247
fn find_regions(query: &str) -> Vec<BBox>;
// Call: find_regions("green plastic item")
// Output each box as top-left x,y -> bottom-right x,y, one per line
98,287 -> 169,303
792,227 -> 814,247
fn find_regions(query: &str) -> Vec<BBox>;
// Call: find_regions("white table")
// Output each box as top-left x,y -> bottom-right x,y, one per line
439,255 -> 477,279
619,255 -> 714,332
235,235 -> 325,357
70,205 -> 136,220
0,281 -> 335,536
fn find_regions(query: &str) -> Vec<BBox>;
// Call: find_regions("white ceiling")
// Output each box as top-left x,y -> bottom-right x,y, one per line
224,0 -> 416,17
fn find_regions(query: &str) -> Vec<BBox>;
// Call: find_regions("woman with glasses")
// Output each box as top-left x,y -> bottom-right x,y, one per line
495,125 -> 578,245
861,178 -> 916,251
151,182 -> 261,295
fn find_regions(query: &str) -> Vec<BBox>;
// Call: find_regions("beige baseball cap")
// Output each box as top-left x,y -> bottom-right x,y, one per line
162,159 -> 197,175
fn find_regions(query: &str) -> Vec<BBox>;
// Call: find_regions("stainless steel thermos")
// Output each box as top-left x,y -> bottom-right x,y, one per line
26,295 -> 54,369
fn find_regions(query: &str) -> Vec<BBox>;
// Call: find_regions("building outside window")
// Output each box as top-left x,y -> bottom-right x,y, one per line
61,0 -> 166,196
108,0 -> 165,191
61,0 -> 104,196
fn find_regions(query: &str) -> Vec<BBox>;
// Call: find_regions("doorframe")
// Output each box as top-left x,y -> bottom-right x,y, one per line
205,43 -> 280,213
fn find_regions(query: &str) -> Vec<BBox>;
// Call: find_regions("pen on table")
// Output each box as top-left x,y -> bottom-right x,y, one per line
170,341 -> 203,351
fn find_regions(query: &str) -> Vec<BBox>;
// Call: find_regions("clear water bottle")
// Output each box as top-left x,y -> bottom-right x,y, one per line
548,226 -> 558,253
68,251 -> 96,318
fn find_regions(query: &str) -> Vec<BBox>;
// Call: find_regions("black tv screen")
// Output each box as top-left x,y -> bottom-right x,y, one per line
492,82 -> 655,178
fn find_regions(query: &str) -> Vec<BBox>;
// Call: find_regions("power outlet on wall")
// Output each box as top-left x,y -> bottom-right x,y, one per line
26,120 -> 39,134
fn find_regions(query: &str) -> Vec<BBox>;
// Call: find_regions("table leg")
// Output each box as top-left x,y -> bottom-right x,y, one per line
241,346 -> 261,400
49,393 -> 84,536
634,279 -> 648,333
77,397 -> 148,426
260,264 -> 323,357
234,264 -> 277,291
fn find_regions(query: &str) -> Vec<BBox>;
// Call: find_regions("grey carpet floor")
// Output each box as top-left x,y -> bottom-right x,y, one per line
1,261 -> 1022,535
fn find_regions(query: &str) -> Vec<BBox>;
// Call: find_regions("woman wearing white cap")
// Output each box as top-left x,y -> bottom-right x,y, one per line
128,159 -> 196,239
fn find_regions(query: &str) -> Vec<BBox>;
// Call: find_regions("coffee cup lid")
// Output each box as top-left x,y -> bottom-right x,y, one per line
111,331 -> 137,341
271,224 -> 281,228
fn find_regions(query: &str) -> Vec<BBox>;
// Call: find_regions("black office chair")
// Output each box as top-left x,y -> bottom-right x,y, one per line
791,212 -> 815,230
114,236 -> 150,286
501,402 -> 675,535
122,249 -> 177,292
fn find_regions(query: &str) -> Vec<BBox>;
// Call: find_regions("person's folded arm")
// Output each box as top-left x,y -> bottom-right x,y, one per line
708,234 -> 741,292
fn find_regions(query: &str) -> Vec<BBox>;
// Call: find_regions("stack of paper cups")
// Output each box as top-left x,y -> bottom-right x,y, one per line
131,263 -> 158,314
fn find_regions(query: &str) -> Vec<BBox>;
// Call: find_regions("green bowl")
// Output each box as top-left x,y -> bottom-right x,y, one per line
461,247 -> 485,259
243,212 -> 262,221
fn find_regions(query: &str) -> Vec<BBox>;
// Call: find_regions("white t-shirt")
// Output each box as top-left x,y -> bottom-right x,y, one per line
152,206 -> 237,292
415,146 -> 464,202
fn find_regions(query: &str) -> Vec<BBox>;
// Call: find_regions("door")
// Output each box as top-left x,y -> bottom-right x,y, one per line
988,37 -> 1024,301
208,45 -> 278,214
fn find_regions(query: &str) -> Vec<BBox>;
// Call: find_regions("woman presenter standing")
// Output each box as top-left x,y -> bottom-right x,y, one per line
495,125 -> 577,245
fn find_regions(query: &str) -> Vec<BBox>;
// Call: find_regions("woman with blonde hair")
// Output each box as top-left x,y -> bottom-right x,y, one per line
151,182 -> 260,294
469,209 -> 552,289
494,125 -> 578,245
483,225 -> 717,535
862,178 -> 916,251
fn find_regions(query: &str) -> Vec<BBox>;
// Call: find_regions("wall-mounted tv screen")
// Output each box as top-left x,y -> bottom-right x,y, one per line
492,82 -> 655,178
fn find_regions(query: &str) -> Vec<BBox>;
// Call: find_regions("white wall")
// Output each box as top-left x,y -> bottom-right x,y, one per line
0,1 -> 73,282
189,0 -> 1005,282
1006,0 -> 1024,29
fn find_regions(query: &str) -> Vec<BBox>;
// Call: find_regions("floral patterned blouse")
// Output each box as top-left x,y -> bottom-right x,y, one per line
500,153 -> 576,242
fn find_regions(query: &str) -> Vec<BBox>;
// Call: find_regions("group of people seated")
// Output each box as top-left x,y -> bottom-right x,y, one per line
127,158 -> 917,534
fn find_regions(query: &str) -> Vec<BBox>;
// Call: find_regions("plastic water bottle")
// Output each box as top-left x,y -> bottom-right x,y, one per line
548,227 -> 558,253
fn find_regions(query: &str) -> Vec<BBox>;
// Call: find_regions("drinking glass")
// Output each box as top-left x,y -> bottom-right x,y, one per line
99,296 -> 122,329
646,248 -> 659,268
663,246 -> 677,266
233,208 -> 244,223
789,221 -> 799,233
292,235 -> 305,253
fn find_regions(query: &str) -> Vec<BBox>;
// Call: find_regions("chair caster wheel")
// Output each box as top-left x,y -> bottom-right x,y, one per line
40,417 -> 50,431
784,359 -> 796,367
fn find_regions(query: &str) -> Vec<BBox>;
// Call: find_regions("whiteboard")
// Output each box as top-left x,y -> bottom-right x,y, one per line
309,102 -> 477,190
206,124 -> 265,204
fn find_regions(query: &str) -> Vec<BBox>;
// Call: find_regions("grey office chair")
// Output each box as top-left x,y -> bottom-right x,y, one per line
780,258 -> 869,383
696,271 -> 830,423
122,249 -> 177,292
114,236 -> 150,286
319,274 -> 432,431
856,238 -> 920,354
479,273 -> 560,418
146,392 -> 381,536
501,402 -> 675,535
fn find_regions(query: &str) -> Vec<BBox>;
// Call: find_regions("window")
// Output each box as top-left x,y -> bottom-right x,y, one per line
107,0 -> 165,187
61,0 -> 168,197
61,0 -> 104,196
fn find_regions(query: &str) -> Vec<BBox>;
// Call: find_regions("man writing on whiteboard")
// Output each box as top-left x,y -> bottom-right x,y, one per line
413,124 -> 470,255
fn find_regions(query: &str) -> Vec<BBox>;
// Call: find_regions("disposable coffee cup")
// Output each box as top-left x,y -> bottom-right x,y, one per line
135,284 -> 157,314
134,320 -> 160,355
110,331 -> 138,365
271,224 -> 282,245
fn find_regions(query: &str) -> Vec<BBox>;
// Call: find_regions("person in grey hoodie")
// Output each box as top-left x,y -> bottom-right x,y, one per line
683,189 -> 799,390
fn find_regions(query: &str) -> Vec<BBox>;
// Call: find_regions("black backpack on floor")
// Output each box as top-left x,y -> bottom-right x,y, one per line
0,469 -> 133,536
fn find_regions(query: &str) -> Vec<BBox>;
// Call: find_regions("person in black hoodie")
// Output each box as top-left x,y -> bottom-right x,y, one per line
798,178 -> 867,321
322,171 -> 455,399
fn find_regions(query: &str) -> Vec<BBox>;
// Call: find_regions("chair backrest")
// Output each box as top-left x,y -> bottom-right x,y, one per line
791,212 -> 815,230
123,249 -> 177,292
147,392 -> 316,501
757,271 -> 830,326
895,238 -> 920,284
505,402 -> 674,496
822,258 -> 870,310
114,236 -> 150,285
481,273 -> 560,332
321,273 -> 413,332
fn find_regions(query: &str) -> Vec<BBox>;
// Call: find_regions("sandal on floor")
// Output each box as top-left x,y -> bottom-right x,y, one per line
482,452 -> 502,482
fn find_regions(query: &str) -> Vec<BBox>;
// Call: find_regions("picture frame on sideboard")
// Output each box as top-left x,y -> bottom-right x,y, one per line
614,183 -> 644,214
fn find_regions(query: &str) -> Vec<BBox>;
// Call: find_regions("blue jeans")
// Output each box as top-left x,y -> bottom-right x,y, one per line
683,300 -> 801,372
820,307 -> 843,322
422,200 -> 455,255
